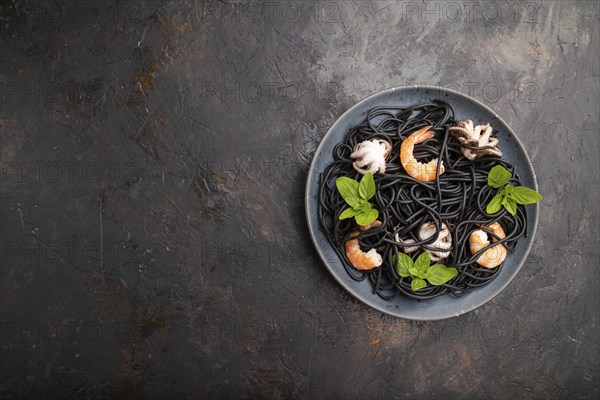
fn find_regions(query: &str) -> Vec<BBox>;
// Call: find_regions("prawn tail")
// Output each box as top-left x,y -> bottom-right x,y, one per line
410,126 -> 434,144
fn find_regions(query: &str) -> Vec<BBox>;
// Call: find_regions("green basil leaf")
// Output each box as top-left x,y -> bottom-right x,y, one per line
411,278 -> 427,292
394,253 -> 413,277
488,165 -> 512,188
358,200 -> 372,213
504,183 -> 514,193
367,208 -> 378,222
344,197 -> 361,209
336,177 -> 361,207
339,207 -> 360,220
425,264 -> 458,286
359,172 -> 376,200
502,195 -> 517,215
414,252 -> 431,273
486,193 -> 504,214
510,186 -> 542,204
408,267 -> 419,276
354,208 -> 378,226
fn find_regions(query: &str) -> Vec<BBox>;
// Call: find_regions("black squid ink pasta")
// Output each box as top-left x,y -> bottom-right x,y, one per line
317,101 -> 529,300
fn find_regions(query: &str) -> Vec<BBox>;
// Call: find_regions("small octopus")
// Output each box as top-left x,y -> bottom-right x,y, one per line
449,120 -> 503,160
350,139 -> 392,174
395,222 -> 452,262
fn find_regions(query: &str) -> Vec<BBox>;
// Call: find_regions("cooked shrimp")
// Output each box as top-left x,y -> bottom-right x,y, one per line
345,220 -> 383,271
400,126 -> 445,182
469,222 -> 507,268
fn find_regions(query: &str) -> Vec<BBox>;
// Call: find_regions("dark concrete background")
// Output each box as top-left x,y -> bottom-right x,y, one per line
1,0 -> 598,398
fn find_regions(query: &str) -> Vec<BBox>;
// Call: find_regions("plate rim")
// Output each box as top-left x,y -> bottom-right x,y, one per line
304,85 -> 539,320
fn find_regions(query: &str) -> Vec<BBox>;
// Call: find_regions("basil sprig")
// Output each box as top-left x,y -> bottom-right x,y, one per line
486,165 -> 542,215
394,252 -> 458,292
336,173 -> 378,226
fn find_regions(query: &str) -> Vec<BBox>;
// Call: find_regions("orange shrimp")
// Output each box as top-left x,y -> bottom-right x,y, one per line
400,126 -> 445,182
345,220 -> 383,271
469,222 -> 507,269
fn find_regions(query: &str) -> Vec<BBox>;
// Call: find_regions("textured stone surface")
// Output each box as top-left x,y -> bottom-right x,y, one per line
1,0 -> 598,398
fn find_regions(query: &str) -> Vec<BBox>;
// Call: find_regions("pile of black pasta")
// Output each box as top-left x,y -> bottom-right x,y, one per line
317,101 -> 528,300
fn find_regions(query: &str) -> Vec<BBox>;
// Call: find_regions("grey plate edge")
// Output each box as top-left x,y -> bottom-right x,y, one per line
304,85 -> 539,321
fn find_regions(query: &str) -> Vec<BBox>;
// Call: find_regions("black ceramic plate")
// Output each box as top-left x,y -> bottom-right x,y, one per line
305,85 -> 539,320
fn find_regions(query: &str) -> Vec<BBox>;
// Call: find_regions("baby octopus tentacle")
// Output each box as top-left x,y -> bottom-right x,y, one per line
449,120 -> 503,160
418,222 -> 452,261
394,236 -> 420,253
350,139 -> 392,174
395,222 -> 452,261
